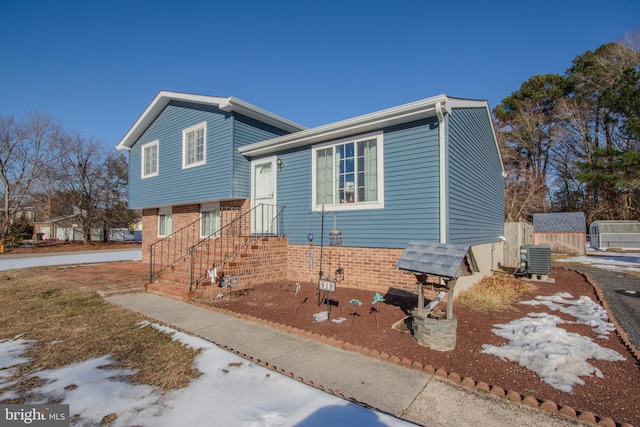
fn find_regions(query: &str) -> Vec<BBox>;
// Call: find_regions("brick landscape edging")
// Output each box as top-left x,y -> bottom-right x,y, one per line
188,298 -> 634,427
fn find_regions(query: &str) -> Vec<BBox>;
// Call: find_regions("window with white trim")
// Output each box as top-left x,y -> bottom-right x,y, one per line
141,140 -> 159,178
182,122 -> 206,168
312,133 -> 384,210
158,207 -> 172,237
200,203 -> 220,237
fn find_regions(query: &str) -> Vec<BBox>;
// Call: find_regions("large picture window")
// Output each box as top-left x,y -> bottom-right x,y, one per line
312,133 -> 383,210
141,140 -> 159,178
182,122 -> 206,168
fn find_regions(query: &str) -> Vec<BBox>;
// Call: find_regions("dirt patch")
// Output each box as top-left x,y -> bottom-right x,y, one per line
193,268 -> 640,426
43,261 -> 149,293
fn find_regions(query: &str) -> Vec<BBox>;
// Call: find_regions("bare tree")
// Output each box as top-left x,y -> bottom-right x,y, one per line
56,133 -> 107,244
498,127 -> 548,221
101,153 -> 137,242
493,74 -> 567,219
0,112 -> 60,246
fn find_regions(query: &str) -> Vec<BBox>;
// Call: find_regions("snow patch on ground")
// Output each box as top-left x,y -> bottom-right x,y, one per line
0,324 -> 412,427
0,335 -> 34,399
0,335 -> 33,370
558,252 -> 640,273
482,293 -> 625,393
519,292 -> 615,338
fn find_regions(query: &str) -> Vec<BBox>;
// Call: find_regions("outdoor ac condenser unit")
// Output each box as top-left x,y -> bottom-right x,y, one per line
518,245 -> 552,278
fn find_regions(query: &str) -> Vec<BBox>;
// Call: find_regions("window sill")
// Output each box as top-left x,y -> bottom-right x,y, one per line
182,161 -> 206,170
312,202 -> 384,212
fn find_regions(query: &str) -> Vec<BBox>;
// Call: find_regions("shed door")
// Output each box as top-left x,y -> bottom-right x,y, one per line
251,157 -> 277,235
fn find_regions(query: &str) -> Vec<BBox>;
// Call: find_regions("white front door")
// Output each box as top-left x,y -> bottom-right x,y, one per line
251,157 -> 277,235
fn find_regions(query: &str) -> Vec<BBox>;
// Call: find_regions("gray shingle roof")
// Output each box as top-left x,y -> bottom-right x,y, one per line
395,241 -> 478,279
533,212 -> 586,233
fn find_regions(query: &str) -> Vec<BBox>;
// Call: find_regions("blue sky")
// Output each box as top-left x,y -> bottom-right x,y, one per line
1,0 -> 638,151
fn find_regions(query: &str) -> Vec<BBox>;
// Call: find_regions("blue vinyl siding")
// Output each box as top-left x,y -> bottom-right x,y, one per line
233,115 -> 291,197
129,103 -> 292,208
447,107 -> 504,244
129,101 -> 233,208
278,119 -> 441,248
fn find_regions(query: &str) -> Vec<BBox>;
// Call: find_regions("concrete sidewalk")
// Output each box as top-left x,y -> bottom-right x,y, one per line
106,293 -> 582,427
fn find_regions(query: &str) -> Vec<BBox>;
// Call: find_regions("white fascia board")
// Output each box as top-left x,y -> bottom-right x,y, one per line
443,97 -> 488,109
116,91 -> 305,151
239,94 -> 449,157
116,91 -> 224,151
219,97 -> 306,133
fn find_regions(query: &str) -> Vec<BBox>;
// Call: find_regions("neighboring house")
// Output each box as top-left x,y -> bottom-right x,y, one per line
0,206 -> 36,228
589,220 -> 640,250
34,215 -> 103,241
532,212 -> 586,255
1,206 -> 37,224
116,91 -> 505,299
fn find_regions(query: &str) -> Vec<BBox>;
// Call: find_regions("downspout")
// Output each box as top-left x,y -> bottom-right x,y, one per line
435,101 -> 448,244
229,114 -> 235,198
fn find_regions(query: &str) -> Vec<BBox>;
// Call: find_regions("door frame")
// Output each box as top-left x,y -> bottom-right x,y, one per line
250,156 -> 277,234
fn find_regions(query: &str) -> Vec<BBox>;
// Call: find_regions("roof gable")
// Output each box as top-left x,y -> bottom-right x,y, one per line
116,91 -> 305,151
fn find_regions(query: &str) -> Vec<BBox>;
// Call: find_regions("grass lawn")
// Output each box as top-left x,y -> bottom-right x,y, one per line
0,268 -> 199,400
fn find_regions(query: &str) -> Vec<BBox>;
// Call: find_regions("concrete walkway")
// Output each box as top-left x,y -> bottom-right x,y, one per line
106,292 -> 584,427
0,248 -> 142,271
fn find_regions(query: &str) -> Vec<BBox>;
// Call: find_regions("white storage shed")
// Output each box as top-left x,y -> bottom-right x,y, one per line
589,220 -> 640,250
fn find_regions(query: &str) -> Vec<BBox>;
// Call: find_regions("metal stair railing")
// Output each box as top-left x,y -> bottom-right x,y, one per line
148,206 -> 240,283
188,204 -> 285,291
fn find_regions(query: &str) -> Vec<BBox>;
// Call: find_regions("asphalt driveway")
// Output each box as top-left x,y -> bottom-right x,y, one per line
570,265 -> 640,352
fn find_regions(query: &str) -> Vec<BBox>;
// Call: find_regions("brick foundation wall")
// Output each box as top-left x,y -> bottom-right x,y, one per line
141,208 -> 157,262
142,204 -> 200,263
142,200 -> 495,297
142,200 -> 252,263
287,244 -> 418,293
221,199 -> 252,236
287,243 -> 497,296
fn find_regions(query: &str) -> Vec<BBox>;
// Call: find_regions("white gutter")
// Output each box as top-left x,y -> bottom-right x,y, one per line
436,101 -> 448,244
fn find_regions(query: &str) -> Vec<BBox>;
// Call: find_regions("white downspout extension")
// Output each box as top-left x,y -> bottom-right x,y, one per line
436,101 -> 448,244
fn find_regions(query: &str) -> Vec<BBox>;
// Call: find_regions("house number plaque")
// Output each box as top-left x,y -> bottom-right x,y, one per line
318,278 -> 337,293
